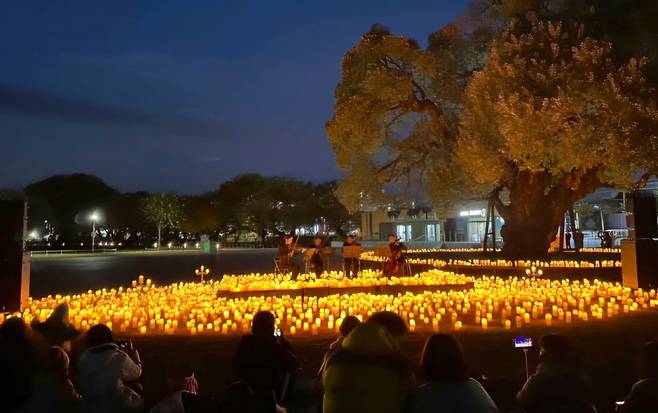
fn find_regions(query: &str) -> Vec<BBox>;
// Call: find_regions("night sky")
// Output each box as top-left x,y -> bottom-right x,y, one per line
0,0 -> 469,193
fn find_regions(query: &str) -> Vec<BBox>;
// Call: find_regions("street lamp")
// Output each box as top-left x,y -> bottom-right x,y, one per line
195,265 -> 210,283
90,211 -> 101,253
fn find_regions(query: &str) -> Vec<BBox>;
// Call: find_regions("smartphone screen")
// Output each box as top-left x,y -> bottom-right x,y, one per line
514,336 -> 533,348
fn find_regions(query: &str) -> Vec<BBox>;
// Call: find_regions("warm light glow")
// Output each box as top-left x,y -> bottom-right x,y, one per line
3,269 -> 655,337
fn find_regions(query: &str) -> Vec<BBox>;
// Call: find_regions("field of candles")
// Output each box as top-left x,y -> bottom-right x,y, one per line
5,266 -> 658,337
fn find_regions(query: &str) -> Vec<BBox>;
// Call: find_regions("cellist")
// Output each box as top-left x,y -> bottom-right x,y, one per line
383,234 -> 407,276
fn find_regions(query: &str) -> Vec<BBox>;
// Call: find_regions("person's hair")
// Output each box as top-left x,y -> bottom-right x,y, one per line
0,317 -> 27,343
420,334 -> 469,382
46,346 -> 70,379
539,334 -> 570,362
387,234 -> 397,239
252,311 -> 275,337
224,381 -> 253,412
643,341 -> 658,379
86,324 -> 114,347
346,235 -> 355,239
366,311 -> 407,338
339,315 -> 361,337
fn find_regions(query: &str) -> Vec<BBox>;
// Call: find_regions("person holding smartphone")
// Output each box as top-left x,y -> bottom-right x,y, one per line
233,311 -> 299,403
78,324 -> 144,413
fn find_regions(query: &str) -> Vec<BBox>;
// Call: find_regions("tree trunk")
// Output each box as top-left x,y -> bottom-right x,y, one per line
500,207 -> 562,258
157,224 -> 162,250
494,170 -> 599,258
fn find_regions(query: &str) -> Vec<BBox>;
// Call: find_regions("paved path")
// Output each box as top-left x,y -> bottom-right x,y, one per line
29,248 -> 344,298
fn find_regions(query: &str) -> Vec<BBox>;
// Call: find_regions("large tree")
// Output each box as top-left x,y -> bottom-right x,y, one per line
141,193 -> 184,249
327,19 -> 658,256
326,23 -> 487,213
460,21 -> 658,256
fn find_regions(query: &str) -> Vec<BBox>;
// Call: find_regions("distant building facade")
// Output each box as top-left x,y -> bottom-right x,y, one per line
360,204 -> 503,244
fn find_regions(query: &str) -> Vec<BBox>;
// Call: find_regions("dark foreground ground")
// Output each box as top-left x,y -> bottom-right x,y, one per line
62,312 -> 658,413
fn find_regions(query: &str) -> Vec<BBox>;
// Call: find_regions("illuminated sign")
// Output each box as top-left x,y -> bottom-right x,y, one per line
459,209 -> 486,217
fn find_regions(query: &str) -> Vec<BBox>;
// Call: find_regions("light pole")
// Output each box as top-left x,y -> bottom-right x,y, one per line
90,211 -> 100,253
594,205 -> 605,231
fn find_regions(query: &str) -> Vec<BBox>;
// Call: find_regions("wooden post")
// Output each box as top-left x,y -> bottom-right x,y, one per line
483,200 -> 491,252
491,202 -> 497,251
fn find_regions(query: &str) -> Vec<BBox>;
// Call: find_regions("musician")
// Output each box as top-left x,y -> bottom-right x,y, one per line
277,235 -> 300,276
307,236 -> 325,277
342,235 -> 361,278
384,234 -> 407,276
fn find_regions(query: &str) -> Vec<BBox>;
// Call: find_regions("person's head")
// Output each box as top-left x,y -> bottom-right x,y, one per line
46,346 -> 71,379
0,317 -> 28,344
30,303 -> 80,351
252,311 -> 276,337
387,234 -> 397,244
339,315 -> 361,337
420,334 -> 468,382
86,324 -> 114,348
641,341 -> 658,379
367,311 -> 407,339
282,235 -> 293,245
313,237 -> 322,247
224,381 -> 254,413
345,235 -> 355,245
539,334 -> 570,363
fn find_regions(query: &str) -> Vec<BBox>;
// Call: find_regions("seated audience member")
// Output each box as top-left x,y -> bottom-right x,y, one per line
367,311 -> 409,340
318,315 -> 361,376
517,334 -> 595,413
22,346 -> 81,413
78,324 -> 144,413
233,311 -> 299,402
31,303 -> 80,353
0,317 -> 41,412
405,334 -> 497,413
223,381 -> 287,413
322,319 -> 414,413
150,369 -> 198,413
621,340 -> 658,413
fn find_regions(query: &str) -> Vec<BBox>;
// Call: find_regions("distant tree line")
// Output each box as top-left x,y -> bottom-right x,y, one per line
0,173 -> 358,249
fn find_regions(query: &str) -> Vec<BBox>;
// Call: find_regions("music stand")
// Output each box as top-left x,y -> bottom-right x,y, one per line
342,245 -> 364,276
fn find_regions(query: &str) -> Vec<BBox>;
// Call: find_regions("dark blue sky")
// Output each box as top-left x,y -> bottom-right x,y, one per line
0,0 -> 469,193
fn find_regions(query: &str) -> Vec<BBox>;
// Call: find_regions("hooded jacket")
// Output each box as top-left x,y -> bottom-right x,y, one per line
322,323 -> 413,413
78,343 -> 143,413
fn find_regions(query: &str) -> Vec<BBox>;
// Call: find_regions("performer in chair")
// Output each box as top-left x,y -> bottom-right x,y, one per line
277,234 -> 301,276
306,236 -> 325,277
342,235 -> 362,278
383,234 -> 407,276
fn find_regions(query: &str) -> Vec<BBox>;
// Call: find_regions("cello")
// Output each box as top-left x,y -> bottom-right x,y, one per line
383,239 -> 405,276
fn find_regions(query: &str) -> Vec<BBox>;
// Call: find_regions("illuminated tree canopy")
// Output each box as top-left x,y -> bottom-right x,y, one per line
327,14 -> 658,256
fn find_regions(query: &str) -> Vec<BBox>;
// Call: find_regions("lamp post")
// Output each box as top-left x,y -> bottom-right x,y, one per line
90,211 -> 100,253
195,265 -> 210,283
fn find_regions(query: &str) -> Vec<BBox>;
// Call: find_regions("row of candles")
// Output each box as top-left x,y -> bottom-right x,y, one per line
358,252 -> 621,269
217,269 -> 473,292
2,273 -> 655,336
403,247 -> 621,254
